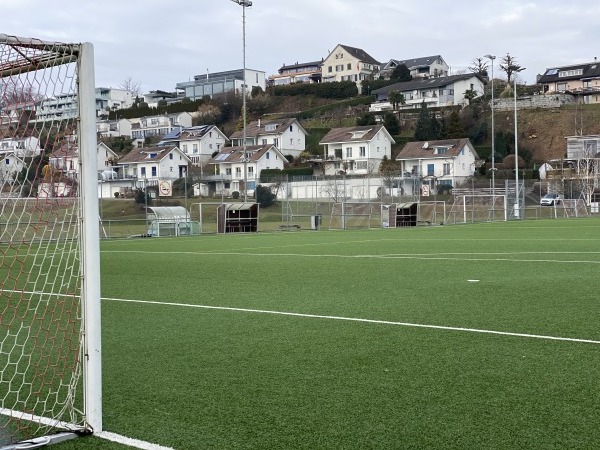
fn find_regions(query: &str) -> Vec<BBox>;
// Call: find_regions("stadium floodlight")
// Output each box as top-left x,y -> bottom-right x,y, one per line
513,66 -> 525,218
230,0 -> 252,201
0,34 -> 101,446
484,54 -> 496,219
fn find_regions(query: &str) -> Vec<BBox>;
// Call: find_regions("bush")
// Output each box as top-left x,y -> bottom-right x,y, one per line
267,81 -> 358,99
255,185 -> 276,208
232,191 -> 240,199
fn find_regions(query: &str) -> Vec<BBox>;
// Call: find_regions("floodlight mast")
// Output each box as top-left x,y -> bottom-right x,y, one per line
230,0 -> 252,202
484,54 -> 496,219
513,67 -> 525,218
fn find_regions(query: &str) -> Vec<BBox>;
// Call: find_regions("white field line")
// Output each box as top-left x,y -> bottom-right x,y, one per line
103,297 -> 600,345
103,249 -> 600,264
95,431 -> 174,450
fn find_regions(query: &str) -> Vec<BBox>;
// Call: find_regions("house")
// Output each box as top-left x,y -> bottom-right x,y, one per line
318,125 -> 394,176
268,61 -> 322,86
158,125 -> 229,166
96,118 -> 133,138
143,90 -> 178,108
537,59 -> 600,104
395,138 -> 479,193
321,44 -> 381,92
95,87 -> 135,118
129,113 -> 193,140
0,136 -> 41,182
380,55 -> 449,80
175,69 -> 266,101
370,73 -> 484,112
117,146 -> 191,183
48,141 -> 119,181
229,118 -> 307,158
207,144 -> 286,196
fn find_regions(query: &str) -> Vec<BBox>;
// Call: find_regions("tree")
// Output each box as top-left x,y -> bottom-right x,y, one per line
499,53 -> 523,84
468,57 -> 489,77
390,64 -> 412,82
388,90 -> 405,110
119,77 -> 142,97
463,88 -> 478,105
414,102 -> 440,141
445,111 -> 466,138
379,155 -> 401,199
251,86 -> 264,97
255,185 -> 276,208
383,113 -> 400,135
356,113 -> 377,126
0,80 -> 40,108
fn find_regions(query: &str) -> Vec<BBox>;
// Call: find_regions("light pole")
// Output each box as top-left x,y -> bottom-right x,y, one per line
484,54 -> 496,219
230,0 -> 252,202
513,67 -> 525,218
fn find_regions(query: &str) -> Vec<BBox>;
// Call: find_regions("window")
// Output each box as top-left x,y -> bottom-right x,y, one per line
328,66 -> 332,73
224,182 -> 230,189
5,158 -> 9,165
226,168 -> 232,175
236,167 -> 241,176
359,146 -> 366,157
336,65 -> 343,72
557,83 -> 567,92
182,144 -> 188,153
347,63 -> 352,70
289,125 -> 293,132
141,167 -> 146,176
266,152 -> 270,159
443,163 -> 450,175
427,164 -> 434,176
346,147 -> 352,157
273,138 -> 279,148
151,166 -> 157,177
248,166 -> 254,175
170,167 -> 173,172
169,153 -> 173,159
290,139 -> 293,145
262,139 -> 267,145
435,147 -> 448,155
356,161 -> 367,170
193,144 -> 198,153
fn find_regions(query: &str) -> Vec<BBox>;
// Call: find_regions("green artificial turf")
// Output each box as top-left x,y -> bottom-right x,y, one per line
43,218 -> 600,448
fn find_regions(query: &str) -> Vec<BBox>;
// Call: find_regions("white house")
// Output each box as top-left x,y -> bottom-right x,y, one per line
48,141 -> 120,181
130,113 -> 193,140
159,125 -> 229,166
0,136 -> 41,182
96,118 -> 133,138
118,146 -> 191,183
229,118 -> 307,159
370,73 -> 485,112
395,138 -> 479,192
321,44 -> 381,92
207,144 -> 286,196
318,125 -> 395,176
269,61 -> 322,86
380,55 -> 449,80
175,69 -> 266,101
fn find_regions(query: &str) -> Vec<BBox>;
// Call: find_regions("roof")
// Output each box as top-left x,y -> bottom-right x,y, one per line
372,73 -> 482,95
229,118 -> 306,140
319,124 -> 394,144
159,125 -> 227,144
208,144 -> 282,164
279,61 -> 322,72
537,61 -> 600,83
328,44 -> 380,66
396,138 -> 478,160
49,142 -> 78,158
147,206 -> 190,220
384,55 -> 444,70
118,146 -> 185,164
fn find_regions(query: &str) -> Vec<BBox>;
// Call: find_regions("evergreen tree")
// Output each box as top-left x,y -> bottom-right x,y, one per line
414,102 -> 431,141
356,113 -> 377,126
383,113 -> 400,135
390,64 -> 412,82
445,111 -> 465,138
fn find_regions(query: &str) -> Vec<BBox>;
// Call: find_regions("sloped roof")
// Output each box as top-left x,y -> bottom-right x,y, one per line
319,124 -> 394,144
118,146 -> 183,164
49,142 -> 78,158
384,55 -> 444,70
208,144 -> 282,164
229,118 -> 306,140
372,73 -> 482,95
537,61 -> 600,83
332,44 -> 380,66
159,125 -> 227,143
279,61 -> 322,72
396,138 -> 479,160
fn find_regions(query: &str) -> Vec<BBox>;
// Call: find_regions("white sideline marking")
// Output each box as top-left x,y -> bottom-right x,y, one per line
104,249 -> 600,264
103,297 -> 600,345
0,408 -> 171,450
96,431 -> 174,450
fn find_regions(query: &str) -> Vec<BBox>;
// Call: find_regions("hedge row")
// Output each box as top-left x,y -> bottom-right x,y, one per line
260,167 -> 314,182
267,81 -> 358,99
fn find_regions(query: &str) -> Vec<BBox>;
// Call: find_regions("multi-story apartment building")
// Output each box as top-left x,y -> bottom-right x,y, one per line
175,69 -> 266,100
538,59 -> 600,104
321,44 -> 381,92
268,61 -> 322,86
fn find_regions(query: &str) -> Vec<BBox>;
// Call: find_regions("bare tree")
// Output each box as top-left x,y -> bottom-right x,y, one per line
0,79 -> 40,108
118,77 -> 142,97
468,57 -> 489,77
499,53 -> 523,84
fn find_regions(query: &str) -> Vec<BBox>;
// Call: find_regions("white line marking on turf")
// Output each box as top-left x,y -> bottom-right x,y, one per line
96,431 -> 174,450
103,297 -> 600,345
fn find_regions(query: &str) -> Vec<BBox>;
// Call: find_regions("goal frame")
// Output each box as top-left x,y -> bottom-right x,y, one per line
0,34 -> 101,445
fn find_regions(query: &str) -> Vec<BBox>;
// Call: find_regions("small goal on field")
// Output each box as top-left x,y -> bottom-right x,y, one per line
0,34 -> 100,447
329,202 -> 382,230
446,194 -> 507,224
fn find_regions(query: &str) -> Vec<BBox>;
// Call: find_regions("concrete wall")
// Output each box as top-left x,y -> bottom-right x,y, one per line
493,93 -> 577,111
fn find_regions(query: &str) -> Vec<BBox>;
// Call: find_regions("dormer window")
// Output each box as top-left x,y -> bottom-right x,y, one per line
351,130 -> 369,139
265,124 -> 277,132
434,147 -> 449,155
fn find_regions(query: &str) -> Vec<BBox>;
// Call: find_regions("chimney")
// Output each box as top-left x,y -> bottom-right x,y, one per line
258,119 -> 261,129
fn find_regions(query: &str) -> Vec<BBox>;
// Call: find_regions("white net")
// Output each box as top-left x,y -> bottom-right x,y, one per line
446,194 -> 507,224
329,202 -> 381,230
0,34 -> 91,445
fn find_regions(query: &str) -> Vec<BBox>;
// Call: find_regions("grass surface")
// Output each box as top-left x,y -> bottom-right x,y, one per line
46,218 -> 600,449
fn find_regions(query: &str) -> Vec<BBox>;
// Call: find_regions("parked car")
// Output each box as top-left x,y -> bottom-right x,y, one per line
540,193 -> 562,206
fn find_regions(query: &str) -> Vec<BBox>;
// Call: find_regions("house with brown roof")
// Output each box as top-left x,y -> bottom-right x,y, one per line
118,146 -> 191,183
229,118 -> 307,159
159,125 -> 229,166
318,125 -> 394,176
321,44 -> 381,92
208,144 -> 286,196
537,59 -> 600,104
395,138 -> 479,192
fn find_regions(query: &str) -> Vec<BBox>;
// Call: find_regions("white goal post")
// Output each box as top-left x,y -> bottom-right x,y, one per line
0,34 -> 101,447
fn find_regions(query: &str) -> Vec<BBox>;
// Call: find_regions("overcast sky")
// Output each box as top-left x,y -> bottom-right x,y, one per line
2,0 -> 598,93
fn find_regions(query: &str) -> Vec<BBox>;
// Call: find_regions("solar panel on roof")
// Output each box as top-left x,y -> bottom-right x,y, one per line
162,128 -> 182,140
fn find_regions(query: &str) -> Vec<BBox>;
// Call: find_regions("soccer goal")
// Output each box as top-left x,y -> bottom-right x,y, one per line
0,34 -> 100,447
446,194 -> 507,224
329,202 -> 382,230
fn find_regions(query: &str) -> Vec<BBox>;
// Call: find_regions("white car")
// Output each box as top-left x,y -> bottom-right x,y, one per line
540,193 -> 562,206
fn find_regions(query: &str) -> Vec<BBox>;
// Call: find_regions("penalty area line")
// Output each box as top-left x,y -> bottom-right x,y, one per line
103,297 -> 600,345
96,431 -> 174,450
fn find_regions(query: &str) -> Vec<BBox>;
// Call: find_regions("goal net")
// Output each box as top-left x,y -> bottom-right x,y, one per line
329,202 -> 381,230
446,194 -> 507,224
0,34 -> 100,446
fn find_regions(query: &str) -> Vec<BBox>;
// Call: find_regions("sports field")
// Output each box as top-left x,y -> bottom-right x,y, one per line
52,218 -> 599,449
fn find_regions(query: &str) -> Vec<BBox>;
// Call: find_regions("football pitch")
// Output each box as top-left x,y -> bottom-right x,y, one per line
55,218 -> 600,449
